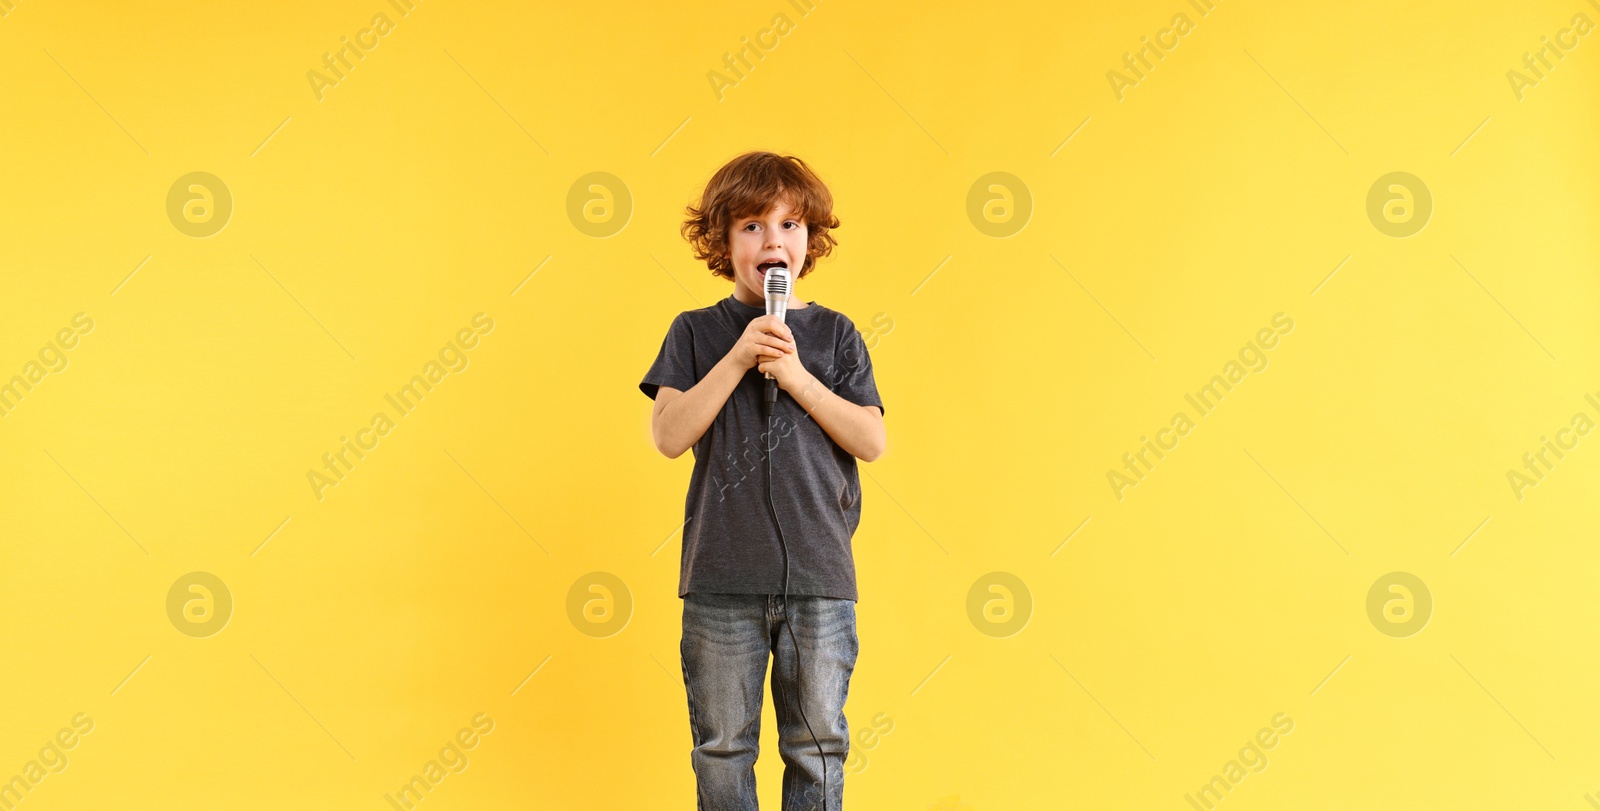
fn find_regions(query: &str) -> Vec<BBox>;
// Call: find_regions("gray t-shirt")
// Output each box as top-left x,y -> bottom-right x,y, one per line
640,293 -> 885,601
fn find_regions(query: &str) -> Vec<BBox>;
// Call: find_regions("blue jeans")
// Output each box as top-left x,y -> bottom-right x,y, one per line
680,592 -> 858,811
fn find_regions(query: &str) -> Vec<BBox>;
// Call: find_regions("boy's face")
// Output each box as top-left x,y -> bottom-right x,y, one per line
726,197 -> 807,302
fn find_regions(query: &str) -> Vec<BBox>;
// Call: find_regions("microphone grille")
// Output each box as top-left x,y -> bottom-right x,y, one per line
764,267 -> 791,297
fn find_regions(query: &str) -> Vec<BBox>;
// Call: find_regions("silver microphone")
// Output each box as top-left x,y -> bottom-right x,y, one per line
761,265 -> 791,416
763,266 -> 791,381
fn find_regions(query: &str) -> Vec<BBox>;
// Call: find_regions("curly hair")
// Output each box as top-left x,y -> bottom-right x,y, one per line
681,151 -> 840,281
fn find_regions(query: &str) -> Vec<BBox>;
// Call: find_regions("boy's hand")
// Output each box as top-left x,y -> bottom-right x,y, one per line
757,344 -> 811,393
731,315 -> 796,371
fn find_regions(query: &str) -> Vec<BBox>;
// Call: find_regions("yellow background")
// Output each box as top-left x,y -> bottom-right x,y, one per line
2,0 -> 1598,808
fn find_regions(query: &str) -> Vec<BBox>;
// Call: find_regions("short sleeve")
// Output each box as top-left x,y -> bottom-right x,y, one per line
833,321 -> 885,416
640,313 -> 698,400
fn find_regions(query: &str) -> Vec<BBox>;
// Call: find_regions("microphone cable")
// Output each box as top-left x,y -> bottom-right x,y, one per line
764,396 -> 828,811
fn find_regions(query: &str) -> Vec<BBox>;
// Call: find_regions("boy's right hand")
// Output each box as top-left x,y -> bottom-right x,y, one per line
731,315 -> 796,370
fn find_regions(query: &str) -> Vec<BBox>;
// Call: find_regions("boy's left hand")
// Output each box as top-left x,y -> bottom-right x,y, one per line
757,341 -> 812,394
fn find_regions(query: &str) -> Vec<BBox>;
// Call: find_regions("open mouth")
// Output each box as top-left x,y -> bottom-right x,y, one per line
757,259 -> 787,274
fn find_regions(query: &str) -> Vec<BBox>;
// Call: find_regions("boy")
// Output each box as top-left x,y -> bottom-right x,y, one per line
639,151 -> 886,810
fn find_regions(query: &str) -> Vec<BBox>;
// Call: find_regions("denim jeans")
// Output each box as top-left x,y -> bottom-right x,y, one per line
680,591 -> 859,811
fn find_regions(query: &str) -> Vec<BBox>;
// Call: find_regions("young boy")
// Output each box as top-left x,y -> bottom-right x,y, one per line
639,151 -> 886,810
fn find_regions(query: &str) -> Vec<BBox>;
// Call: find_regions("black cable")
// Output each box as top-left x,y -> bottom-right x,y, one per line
765,400 -> 827,811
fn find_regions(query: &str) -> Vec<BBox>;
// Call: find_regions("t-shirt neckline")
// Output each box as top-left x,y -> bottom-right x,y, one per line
725,293 -> 819,317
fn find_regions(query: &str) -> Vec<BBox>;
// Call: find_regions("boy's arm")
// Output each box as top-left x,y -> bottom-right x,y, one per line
651,314 -> 797,459
651,352 -> 747,459
788,372 -> 886,462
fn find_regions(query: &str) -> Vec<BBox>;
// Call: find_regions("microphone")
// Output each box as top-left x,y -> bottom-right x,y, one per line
757,260 -> 829,808
762,265 -> 791,417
